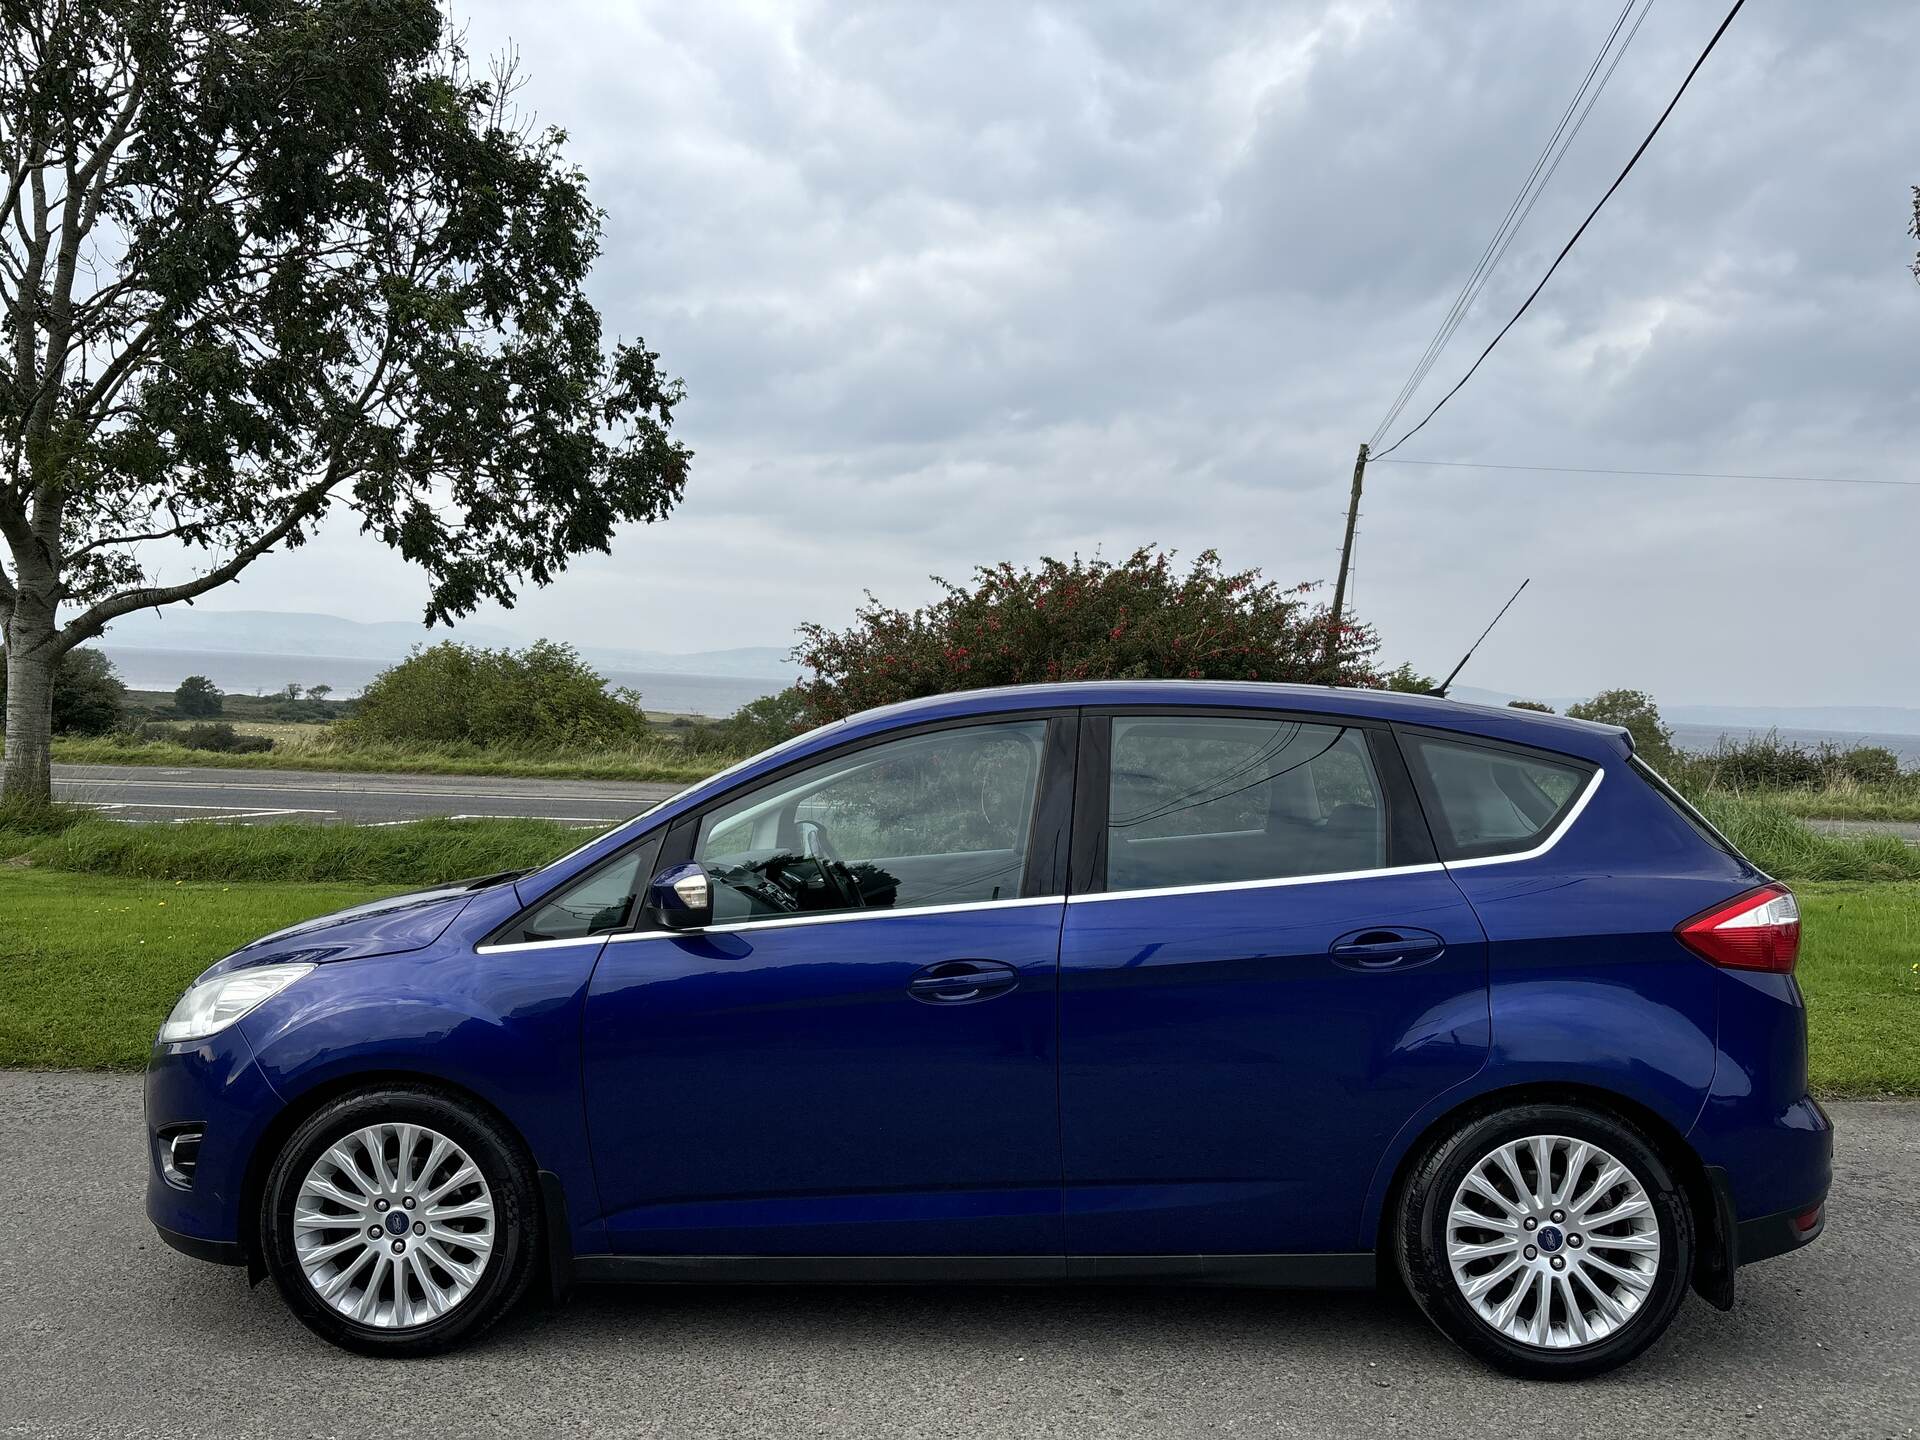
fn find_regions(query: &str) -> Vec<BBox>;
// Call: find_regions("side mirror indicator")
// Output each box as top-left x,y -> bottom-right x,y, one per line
646,862 -> 713,930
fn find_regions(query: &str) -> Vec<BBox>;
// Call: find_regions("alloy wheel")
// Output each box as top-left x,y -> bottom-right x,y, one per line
1444,1133 -> 1662,1350
292,1122 -> 496,1329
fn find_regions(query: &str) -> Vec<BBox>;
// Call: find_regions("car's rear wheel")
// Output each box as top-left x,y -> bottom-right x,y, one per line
1394,1102 -> 1693,1379
260,1085 -> 539,1356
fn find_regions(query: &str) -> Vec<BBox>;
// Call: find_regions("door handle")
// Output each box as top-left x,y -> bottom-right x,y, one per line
1328,928 -> 1446,972
907,960 -> 1019,1005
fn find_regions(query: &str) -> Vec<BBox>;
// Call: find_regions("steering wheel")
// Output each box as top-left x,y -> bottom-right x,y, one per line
799,820 -> 866,910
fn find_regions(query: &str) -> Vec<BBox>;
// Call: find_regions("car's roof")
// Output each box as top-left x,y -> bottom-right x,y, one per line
838,679 -> 1628,754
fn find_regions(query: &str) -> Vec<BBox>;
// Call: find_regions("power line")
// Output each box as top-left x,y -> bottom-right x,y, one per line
1374,0 -> 1748,460
1370,1 -> 1647,449
1373,457 -> 1920,489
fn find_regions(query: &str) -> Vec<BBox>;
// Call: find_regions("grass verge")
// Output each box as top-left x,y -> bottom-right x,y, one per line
1,869 -> 1915,1090
1695,796 -> 1920,882
0,814 -> 591,884
53,732 -> 736,783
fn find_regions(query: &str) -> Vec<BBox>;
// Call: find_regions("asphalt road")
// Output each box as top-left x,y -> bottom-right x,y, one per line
0,1073 -> 1912,1440
51,762 -> 680,828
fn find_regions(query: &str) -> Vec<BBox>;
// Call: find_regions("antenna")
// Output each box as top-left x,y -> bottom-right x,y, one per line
1431,578 -> 1530,698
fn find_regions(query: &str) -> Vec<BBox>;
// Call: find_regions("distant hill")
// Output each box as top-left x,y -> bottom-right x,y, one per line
100,607 -> 798,680
1451,685 -> 1920,740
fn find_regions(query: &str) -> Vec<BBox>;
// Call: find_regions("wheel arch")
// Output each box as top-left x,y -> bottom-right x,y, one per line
236,1068 -> 550,1285
1366,1080 -> 1730,1307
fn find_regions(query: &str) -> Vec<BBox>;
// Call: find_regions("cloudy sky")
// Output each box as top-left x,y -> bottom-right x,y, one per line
199,0 -> 1919,706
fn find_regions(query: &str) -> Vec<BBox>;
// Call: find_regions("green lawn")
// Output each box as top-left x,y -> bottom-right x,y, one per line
0,870 -> 392,1069
1796,883 -> 1920,1096
1,868 -> 1915,1092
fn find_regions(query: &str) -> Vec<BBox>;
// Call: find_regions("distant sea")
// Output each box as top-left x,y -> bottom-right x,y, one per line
1671,722 -> 1920,768
101,646 -> 788,719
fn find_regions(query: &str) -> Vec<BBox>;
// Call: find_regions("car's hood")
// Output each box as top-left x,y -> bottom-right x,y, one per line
208,873 -> 524,975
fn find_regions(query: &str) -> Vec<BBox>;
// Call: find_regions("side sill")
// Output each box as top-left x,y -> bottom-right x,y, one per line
572,1253 -> 1376,1289
153,1223 -> 246,1267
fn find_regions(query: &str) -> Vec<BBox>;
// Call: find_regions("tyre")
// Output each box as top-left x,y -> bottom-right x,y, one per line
259,1085 -> 540,1356
1394,1102 -> 1693,1380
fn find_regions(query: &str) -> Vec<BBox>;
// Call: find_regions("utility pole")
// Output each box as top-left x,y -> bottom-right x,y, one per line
1324,441 -> 1368,674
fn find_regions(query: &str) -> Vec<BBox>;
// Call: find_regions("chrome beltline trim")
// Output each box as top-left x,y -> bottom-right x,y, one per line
1441,766 -> 1602,871
1064,862 -> 1449,904
478,769 -> 1603,950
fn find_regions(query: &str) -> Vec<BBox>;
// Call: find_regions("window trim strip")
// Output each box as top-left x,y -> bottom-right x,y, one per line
1439,765 -> 1603,870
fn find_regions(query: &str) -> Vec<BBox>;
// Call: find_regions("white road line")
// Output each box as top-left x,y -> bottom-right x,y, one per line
53,775 -> 652,804
78,800 -> 334,815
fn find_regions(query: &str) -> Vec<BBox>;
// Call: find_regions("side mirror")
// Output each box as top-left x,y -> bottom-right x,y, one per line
645,862 -> 713,930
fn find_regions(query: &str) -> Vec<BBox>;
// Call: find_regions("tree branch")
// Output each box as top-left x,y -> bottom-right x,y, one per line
53,469 -> 342,653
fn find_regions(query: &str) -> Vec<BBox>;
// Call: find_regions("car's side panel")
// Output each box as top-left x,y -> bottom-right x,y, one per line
1059,869 -> 1491,1254
581,903 -> 1066,1255
1355,737 -> 1763,1246
241,917 -> 611,1251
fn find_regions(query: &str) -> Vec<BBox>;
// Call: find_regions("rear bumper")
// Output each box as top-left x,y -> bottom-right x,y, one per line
1736,1196 -> 1827,1266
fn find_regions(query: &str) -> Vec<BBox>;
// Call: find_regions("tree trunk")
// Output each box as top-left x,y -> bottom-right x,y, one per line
2,610 -> 58,806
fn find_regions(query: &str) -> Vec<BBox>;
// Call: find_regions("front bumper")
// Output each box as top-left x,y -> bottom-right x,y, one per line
144,1029 -> 284,1263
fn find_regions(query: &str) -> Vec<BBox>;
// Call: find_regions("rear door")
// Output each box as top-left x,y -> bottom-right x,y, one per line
582,713 -> 1076,1259
1058,708 -> 1489,1257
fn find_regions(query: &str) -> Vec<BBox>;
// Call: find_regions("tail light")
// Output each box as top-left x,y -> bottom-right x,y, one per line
1676,884 -> 1801,973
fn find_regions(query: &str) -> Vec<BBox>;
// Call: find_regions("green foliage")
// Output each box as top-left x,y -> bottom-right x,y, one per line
698,685 -> 811,756
1378,662 -> 1436,693
339,641 -> 650,750
1673,731 -> 1911,793
793,548 -> 1380,724
6,815 -> 582,885
170,722 -> 272,755
172,675 -> 224,718
1566,688 -> 1677,770
1507,699 -> 1556,714
0,0 -> 691,796
0,647 -> 126,735
1692,795 -> 1920,883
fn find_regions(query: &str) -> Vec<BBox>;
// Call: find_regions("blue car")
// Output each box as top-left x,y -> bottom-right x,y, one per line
146,681 -> 1828,1378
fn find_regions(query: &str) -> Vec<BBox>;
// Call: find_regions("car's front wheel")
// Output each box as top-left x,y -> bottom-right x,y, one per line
1394,1102 -> 1694,1379
260,1085 -> 539,1356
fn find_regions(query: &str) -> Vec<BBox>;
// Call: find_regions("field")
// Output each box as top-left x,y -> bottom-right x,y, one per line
0,856 -> 1914,1089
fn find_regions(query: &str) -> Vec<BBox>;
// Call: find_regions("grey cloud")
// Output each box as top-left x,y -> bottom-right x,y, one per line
211,0 -> 1919,708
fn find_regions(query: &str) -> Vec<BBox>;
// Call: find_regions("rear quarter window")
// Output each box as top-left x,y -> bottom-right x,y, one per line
1400,732 -> 1595,861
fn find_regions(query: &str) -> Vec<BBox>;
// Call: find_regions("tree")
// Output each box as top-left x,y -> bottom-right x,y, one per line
306,683 -> 333,704
1507,699 -> 1556,713
279,683 -> 303,702
0,2 -> 691,801
792,547 -> 1380,725
0,644 -> 124,733
1566,688 -> 1677,769
1911,186 -> 1919,284
173,673 -> 222,717
339,640 -> 647,750
1378,662 -> 1436,694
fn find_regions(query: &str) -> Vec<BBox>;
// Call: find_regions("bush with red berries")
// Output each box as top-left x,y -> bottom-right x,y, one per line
791,547 -> 1380,725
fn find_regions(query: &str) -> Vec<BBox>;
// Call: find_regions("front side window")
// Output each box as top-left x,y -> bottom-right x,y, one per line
694,720 -> 1048,923
1104,715 -> 1388,892
1402,734 -> 1593,860
498,834 -> 662,944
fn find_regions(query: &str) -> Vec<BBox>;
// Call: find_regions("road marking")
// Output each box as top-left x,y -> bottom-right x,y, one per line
53,775 -> 655,805
79,800 -> 334,815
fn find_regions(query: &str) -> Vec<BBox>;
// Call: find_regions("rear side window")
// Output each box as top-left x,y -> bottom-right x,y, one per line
1104,715 -> 1388,891
1629,755 -> 1740,858
1401,734 -> 1593,861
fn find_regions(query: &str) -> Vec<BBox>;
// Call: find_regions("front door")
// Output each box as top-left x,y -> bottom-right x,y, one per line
583,714 -> 1074,1258
1059,710 -> 1490,1256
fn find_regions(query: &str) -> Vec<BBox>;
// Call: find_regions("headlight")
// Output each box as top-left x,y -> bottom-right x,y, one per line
159,963 -> 314,1043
